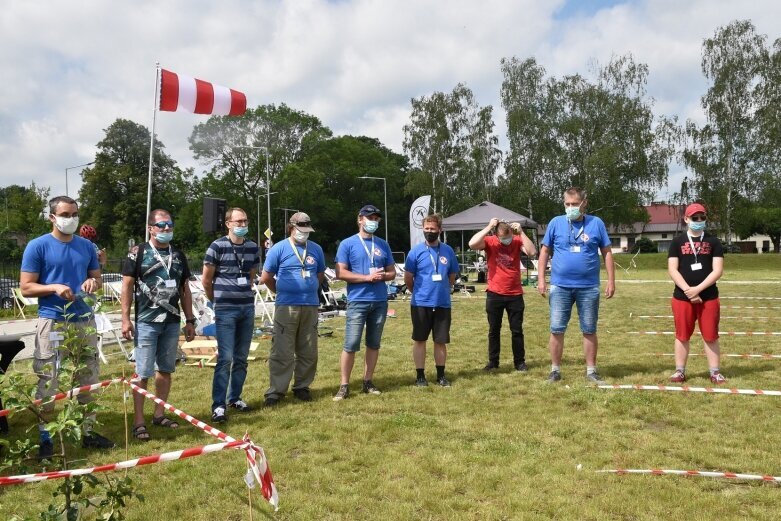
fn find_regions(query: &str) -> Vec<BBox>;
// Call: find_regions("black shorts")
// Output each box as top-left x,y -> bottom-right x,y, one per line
410,306 -> 452,344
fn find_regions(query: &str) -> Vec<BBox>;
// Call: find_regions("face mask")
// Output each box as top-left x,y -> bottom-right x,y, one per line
156,231 -> 173,243
362,220 -> 379,234
499,236 -> 513,246
565,207 -> 581,220
54,216 -> 79,235
423,231 -> 439,243
294,230 -> 309,243
233,226 -> 249,237
688,221 -> 706,232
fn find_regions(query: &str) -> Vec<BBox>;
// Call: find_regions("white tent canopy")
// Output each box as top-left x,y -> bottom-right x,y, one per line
441,201 -> 537,231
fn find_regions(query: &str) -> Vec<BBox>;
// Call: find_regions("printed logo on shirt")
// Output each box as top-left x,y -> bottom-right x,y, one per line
681,242 -> 712,255
439,256 -> 448,265
581,233 -> 590,242
373,247 -> 383,257
496,251 -> 514,268
305,255 -> 316,265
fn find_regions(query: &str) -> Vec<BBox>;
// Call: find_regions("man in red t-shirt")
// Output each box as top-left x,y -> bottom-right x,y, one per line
469,218 -> 537,371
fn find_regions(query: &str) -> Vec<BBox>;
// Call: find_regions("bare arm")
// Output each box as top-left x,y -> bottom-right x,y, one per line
468,218 -> 499,251
259,270 -> 276,293
448,272 -> 457,286
404,270 -> 414,293
20,271 -> 74,301
536,245 -> 550,297
601,247 -> 615,298
336,262 -> 372,284
120,275 -> 135,339
519,232 -> 537,258
179,282 -> 196,341
317,271 -> 325,284
201,264 -> 216,302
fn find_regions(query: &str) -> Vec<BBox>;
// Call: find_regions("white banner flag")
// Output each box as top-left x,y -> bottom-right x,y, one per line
409,195 -> 431,248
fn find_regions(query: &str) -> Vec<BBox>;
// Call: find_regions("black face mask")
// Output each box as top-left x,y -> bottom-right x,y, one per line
424,231 -> 439,243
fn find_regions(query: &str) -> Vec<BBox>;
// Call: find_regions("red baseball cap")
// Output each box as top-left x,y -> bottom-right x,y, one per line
685,203 -> 707,217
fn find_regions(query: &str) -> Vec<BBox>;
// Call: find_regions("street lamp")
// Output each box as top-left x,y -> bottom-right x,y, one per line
358,176 -> 388,239
276,207 -> 299,231
64,161 -> 95,197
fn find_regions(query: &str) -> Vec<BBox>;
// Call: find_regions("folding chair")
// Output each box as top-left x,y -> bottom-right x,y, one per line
254,283 -> 275,326
102,280 -> 123,304
94,312 -> 129,364
12,288 -> 37,319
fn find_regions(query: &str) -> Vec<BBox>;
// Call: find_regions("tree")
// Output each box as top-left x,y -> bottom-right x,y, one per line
78,119 -> 194,254
684,20 -> 767,244
403,83 -> 501,214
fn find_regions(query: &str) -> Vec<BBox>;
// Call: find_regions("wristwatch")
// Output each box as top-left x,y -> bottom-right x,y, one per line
185,318 -> 197,325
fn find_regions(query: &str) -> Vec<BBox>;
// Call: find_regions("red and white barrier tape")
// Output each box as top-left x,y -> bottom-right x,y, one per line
722,305 -> 781,310
598,468 -> 781,482
629,331 -> 781,336
629,314 -> 745,319
0,378 -> 122,418
653,352 -> 781,360
598,384 -> 781,396
656,296 -> 781,300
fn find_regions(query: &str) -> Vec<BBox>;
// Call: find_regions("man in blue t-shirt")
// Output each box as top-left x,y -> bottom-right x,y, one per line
20,195 -> 115,459
260,212 -> 326,405
537,188 -> 616,384
404,214 -> 460,387
202,207 -> 261,423
332,204 -> 396,401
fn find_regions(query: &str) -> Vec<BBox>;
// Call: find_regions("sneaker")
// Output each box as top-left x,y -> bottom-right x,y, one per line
437,376 -> 451,387
212,406 -> 227,423
586,372 -> 606,385
38,439 -> 54,461
669,370 -> 686,383
547,370 -> 562,383
229,399 -> 252,412
82,432 -> 116,449
362,380 -> 381,395
483,363 -> 499,372
710,371 -> 727,385
293,388 -> 312,402
263,396 -> 280,407
515,362 -> 528,372
333,384 -> 350,401
415,377 -> 429,387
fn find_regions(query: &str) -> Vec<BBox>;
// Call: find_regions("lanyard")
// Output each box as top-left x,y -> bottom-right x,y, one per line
359,234 -> 375,267
151,246 -> 173,278
687,232 -> 702,263
426,244 -> 440,274
568,221 -> 584,244
288,238 -> 308,266
230,241 -> 247,275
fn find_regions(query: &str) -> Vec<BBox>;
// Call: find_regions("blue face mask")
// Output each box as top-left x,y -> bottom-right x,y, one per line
233,226 -> 249,237
565,206 -> 581,220
688,221 -> 706,232
156,231 -> 173,243
362,220 -> 379,234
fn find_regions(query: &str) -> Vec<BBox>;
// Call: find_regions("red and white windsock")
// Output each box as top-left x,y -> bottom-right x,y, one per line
159,69 -> 246,116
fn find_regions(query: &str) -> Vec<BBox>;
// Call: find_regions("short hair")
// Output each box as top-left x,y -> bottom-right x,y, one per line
147,209 -> 171,225
225,207 -> 247,223
496,221 -> 511,234
422,213 -> 442,228
49,196 -> 77,216
564,187 -> 587,201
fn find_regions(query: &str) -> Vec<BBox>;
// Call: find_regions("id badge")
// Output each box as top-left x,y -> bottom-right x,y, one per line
302,269 -> 310,278
432,274 -> 443,282
691,263 -> 702,271
164,279 -> 177,288
569,246 -> 581,253
237,277 -> 248,285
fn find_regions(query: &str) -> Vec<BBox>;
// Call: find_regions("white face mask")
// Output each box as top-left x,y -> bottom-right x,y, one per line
294,230 -> 309,243
54,216 -> 79,235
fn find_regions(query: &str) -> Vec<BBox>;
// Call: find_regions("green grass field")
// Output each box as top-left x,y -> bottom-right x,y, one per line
2,254 -> 781,520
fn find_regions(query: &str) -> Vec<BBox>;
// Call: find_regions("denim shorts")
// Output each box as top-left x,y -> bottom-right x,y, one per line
549,285 -> 600,334
134,321 -> 181,378
343,300 -> 388,352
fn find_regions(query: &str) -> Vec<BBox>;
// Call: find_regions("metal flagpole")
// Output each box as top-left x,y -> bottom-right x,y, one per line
144,62 -> 161,242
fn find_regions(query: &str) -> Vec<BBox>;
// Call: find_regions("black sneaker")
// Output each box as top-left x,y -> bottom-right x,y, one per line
483,363 -> 499,372
333,384 -> 350,401
263,396 -> 280,407
229,399 -> 252,412
82,432 -> 116,449
547,370 -> 562,383
437,376 -> 451,387
515,362 -> 529,372
293,388 -> 312,402
38,439 -> 54,461
212,406 -> 227,423
361,380 -> 381,395
415,377 -> 429,387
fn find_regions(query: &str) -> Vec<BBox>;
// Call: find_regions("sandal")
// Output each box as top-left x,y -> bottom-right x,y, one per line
152,416 -> 179,429
132,425 -> 151,441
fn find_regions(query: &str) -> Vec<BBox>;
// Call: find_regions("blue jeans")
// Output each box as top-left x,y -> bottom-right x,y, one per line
134,321 -> 180,378
343,301 -> 388,352
211,305 -> 255,410
549,285 -> 600,334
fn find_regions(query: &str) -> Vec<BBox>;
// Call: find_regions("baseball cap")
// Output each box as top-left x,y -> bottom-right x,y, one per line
289,212 -> 315,232
359,204 -> 382,217
684,203 -> 707,217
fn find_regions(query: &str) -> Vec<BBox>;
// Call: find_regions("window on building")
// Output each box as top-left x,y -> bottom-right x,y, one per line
610,237 -> 620,247
661,233 -> 667,239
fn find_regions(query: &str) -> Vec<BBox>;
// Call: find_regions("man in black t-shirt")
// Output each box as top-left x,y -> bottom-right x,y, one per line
120,209 -> 196,441
667,203 -> 725,384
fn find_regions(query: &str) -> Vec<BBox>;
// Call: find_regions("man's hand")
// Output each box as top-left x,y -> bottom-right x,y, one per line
121,319 -> 135,340
537,280 -> 547,297
53,284 -> 75,301
605,281 -> 615,299
510,222 -> 521,233
690,296 -> 703,304
98,249 -> 108,265
683,286 -> 700,299
488,217 -> 499,229
369,268 -> 385,282
80,278 -> 99,294
183,323 -> 196,342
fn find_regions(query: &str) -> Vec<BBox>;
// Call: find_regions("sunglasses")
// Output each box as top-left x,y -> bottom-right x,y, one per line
689,215 -> 707,222
294,222 -> 311,228
152,221 -> 174,229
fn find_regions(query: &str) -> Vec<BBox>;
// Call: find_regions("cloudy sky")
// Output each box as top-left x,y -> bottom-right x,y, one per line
1,0 -> 779,201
